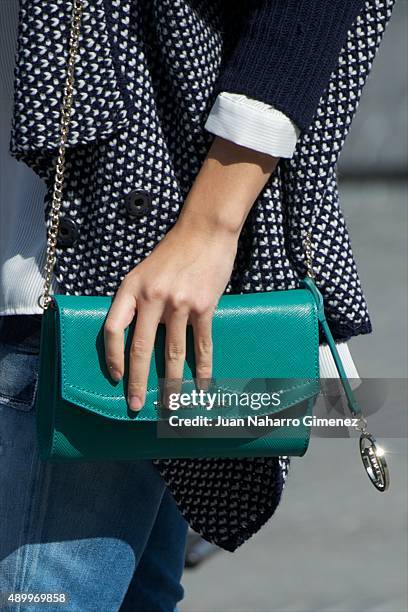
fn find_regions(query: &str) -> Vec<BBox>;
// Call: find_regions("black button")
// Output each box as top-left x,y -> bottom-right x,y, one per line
57,217 -> 78,247
125,190 -> 151,218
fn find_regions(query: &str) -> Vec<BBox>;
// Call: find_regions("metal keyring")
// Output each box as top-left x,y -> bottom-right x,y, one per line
359,432 -> 390,492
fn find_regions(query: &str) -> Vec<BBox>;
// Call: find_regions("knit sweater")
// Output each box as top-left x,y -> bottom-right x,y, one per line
215,0 -> 364,130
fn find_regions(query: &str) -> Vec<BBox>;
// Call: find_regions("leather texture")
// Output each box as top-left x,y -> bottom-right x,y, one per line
36,287 -> 321,461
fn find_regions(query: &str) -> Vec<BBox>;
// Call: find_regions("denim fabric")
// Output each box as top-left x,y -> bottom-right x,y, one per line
0,316 -> 188,612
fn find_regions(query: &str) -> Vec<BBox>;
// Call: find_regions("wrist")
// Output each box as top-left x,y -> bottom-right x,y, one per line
174,136 -> 279,242
176,204 -> 243,242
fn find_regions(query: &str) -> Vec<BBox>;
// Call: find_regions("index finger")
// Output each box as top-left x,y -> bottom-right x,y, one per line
127,302 -> 162,411
104,289 -> 136,382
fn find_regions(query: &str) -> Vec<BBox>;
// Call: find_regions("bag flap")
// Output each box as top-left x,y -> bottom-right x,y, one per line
54,289 -> 319,422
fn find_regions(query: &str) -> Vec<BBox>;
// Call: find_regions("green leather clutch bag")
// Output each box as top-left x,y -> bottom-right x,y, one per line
35,276 -> 391,491
35,3 -> 321,462
36,283 -> 321,461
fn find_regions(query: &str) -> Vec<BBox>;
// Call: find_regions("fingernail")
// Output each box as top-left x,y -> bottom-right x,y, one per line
128,395 -> 143,411
110,369 -> 122,382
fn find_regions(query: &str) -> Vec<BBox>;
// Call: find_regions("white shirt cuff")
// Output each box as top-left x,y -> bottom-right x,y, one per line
204,92 -> 300,159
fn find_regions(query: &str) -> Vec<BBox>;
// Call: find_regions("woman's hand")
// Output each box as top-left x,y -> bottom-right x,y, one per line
104,220 -> 238,411
104,136 -> 278,411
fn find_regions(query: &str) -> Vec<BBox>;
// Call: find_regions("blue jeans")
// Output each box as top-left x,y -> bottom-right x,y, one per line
0,315 -> 188,612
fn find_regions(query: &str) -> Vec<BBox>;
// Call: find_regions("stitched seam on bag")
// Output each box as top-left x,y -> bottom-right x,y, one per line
64,383 -> 134,400
62,384 -> 320,422
58,310 -> 144,420
60,314 -> 321,399
58,307 -> 156,421
65,378 -> 317,398
62,388 -> 158,420
301,398 -> 315,455
59,308 -> 155,421
59,300 -> 320,422
312,302 -> 319,378
61,383 -> 319,422
299,302 -> 320,456
51,314 -> 60,458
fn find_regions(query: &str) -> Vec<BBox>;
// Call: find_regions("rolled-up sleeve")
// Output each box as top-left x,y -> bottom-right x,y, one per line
214,0 -> 363,131
205,92 -> 300,158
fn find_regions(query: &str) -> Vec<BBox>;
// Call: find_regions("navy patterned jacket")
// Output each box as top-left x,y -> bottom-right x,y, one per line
10,0 -> 394,342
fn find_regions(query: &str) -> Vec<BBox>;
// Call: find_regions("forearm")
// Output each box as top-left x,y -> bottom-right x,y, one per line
177,136 -> 279,239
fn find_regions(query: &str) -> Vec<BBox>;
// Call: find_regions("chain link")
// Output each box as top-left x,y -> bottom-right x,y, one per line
354,415 -> 368,434
38,0 -> 84,309
303,229 -> 315,279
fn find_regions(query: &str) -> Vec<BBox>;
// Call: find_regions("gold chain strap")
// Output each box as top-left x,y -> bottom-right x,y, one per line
304,230 -> 315,279
38,0 -> 84,310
